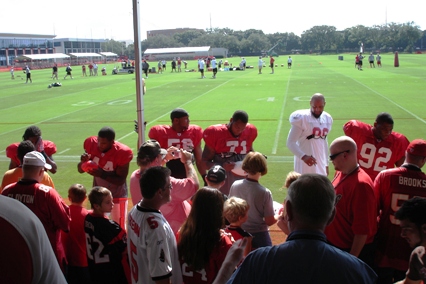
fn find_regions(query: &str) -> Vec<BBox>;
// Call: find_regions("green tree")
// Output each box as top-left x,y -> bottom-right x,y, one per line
174,30 -> 205,46
301,25 -> 338,52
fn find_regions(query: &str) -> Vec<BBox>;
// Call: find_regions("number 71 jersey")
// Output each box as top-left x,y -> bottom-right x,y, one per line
203,123 -> 257,155
343,120 -> 409,181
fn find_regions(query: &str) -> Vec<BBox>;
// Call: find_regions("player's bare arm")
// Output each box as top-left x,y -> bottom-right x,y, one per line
90,163 -> 130,186
201,144 -> 216,174
8,159 -> 18,170
350,234 -> 367,257
193,144 -> 204,176
77,153 -> 90,173
43,153 -> 57,174
395,155 -> 406,167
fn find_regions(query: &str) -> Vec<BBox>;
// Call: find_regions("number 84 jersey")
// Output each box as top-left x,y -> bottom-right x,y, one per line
343,120 -> 409,181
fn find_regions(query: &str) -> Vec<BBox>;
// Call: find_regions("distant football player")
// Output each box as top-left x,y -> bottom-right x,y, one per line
202,110 -> 258,196
6,125 -> 57,173
77,126 -> 133,229
374,139 -> 426,284
149,108 -> 203,179
286,93 -> 333,176
343,112 -> 409,181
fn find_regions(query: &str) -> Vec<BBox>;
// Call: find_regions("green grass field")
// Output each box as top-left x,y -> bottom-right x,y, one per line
1,53 -> 425,204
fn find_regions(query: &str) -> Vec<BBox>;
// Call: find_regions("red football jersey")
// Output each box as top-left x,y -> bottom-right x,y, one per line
149,124 -> 203,151
2,180 -> 70,270
61,204 -> 89,267
6,140 -> 57,167
179,234 -> 232,284
374,165 -> 426,271
203,124 -> 257,155
83,136 -> 133,198
343,120 -> 409,181
149,124 -> 203,178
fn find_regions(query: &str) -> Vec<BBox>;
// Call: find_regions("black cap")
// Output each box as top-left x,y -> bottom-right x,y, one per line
207,165 -> 226,183
170,108 -> 189,120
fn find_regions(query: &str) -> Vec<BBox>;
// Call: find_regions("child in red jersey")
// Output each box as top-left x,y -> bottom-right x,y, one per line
62,184 -> 91,284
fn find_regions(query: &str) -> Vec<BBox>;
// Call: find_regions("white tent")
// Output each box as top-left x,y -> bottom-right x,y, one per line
144,46 -> 211,60
22,53 -> 70,60
99,52 -> 118,57
69,52 -> 102,57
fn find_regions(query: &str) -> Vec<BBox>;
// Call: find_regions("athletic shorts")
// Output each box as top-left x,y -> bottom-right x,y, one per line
199,68 -> 204,73
213,68 -> 217,73
270,63 -> 274,68
369,61 -> 374,64
377,61 -> 381,64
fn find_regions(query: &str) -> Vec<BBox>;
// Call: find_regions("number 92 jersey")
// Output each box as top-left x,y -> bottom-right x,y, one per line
343,120 -> 409,181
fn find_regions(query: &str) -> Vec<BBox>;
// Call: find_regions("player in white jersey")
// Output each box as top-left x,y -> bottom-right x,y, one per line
286,93 -> 333,176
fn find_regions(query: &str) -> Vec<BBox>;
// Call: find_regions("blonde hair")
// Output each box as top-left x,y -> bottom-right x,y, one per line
284,171 -> 301,188
223,197 -> 249,223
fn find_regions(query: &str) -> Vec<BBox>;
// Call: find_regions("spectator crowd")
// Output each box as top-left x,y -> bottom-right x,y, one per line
1,97 -> 426,284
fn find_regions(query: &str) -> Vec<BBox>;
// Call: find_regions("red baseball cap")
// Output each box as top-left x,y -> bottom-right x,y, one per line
407,139 -> 426,157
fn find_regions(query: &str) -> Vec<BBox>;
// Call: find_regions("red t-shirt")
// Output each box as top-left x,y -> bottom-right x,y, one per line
325,167 -> 377,249
203,124 -> 257,155
6,140 -> 57,167
343,120 -> 409,181
179,233 -> 232,284
83,136 -> 133,198
61,204 -> 89,267
374,165 -> 426,271
2,180 -> 70,269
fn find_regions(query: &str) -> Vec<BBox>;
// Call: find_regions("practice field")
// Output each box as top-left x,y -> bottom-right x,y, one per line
1,54 -> 425,204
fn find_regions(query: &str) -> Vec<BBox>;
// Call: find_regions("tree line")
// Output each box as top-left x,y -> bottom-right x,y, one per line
103,22 -> 425,58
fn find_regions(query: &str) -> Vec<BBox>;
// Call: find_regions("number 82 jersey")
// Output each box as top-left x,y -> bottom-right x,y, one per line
343,120 -> 409,181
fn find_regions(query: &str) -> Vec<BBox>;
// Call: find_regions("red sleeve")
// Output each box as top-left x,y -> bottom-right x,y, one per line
192,125 -> 203,147
47,187 -> 71,232
83,136 -> 97,154
42,140 -> 57,156
343,120 -> 357,137
148,125 -> 161,141
115,143 -> 133,166
394,134 -> 410,162
203,125 -> 218,149
5,143 -> 20,166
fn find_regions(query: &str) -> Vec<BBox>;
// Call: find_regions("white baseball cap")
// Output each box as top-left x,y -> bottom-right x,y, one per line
23,151 -> 52,170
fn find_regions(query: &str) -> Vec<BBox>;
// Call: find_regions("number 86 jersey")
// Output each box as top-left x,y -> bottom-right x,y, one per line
343,120 -> 409,181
